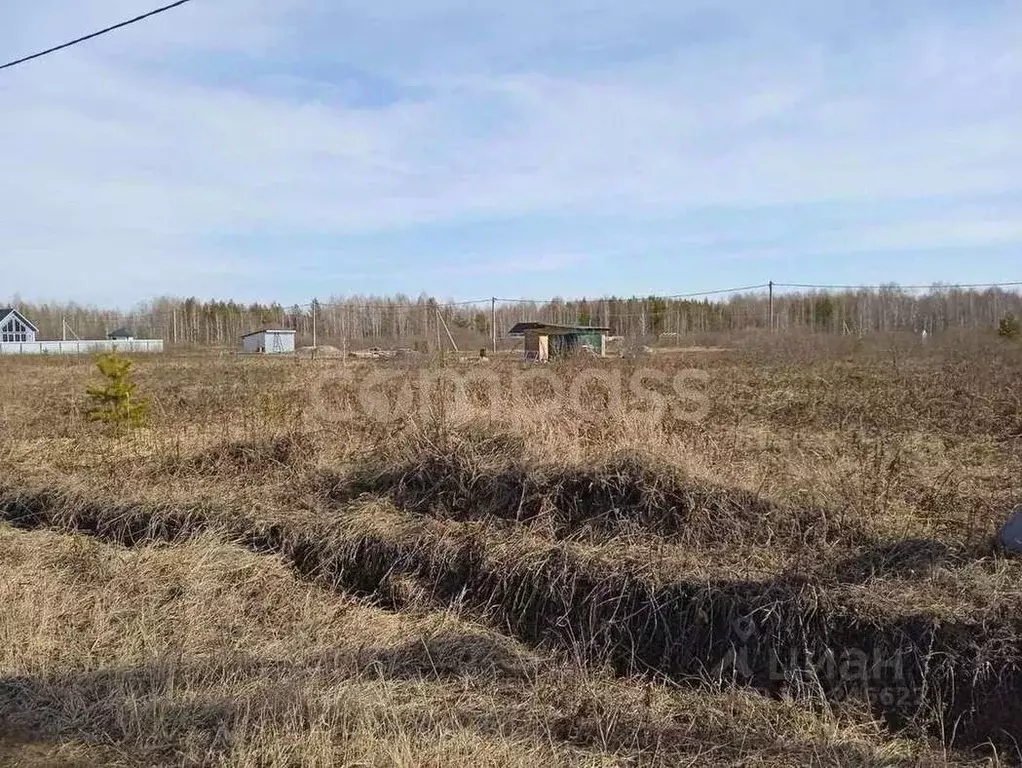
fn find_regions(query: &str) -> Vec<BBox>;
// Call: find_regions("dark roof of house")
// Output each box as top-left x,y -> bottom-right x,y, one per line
0,308 -> 39,333
241,328 -> 297,338
507,322 -> 611,336
107,327 -> 133,338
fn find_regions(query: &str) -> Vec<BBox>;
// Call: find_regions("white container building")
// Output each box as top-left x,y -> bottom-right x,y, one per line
241,328 -> 296,354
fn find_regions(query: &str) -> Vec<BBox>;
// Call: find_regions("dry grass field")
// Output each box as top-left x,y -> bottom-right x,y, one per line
1,331 -> 1021,766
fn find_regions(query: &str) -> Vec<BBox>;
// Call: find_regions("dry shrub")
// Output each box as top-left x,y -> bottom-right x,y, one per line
160,433 -> 317,477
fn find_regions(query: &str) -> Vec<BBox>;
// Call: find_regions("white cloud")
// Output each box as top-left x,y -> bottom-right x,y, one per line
839,217 -> 1022,253
0,0 -> 1020,304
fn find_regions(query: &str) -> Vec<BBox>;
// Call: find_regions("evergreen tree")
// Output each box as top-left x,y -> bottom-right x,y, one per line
85,354 -> 149,433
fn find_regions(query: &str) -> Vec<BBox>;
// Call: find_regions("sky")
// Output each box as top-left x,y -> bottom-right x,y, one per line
1,0 -> 1021,307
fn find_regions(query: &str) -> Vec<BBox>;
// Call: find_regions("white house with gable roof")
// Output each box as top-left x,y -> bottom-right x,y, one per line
0,308 -> 37,344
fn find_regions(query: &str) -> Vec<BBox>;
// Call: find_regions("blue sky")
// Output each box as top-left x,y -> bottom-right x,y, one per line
2,0 -> 1021,307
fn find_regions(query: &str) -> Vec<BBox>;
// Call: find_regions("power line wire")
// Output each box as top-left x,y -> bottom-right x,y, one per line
0,0 -> 196,72
163,280 -> 1022,317
291,297 -> 492,312
775,280 -> 1022,291
493,284 -> 770,305
663,283 -> 771,299
283,280 -> 1022,314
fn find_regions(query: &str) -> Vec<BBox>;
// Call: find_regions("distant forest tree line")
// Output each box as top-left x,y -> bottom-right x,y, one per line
8,286 -> 1022,350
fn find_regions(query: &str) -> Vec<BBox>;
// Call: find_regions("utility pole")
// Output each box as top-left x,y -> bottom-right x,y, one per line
311,300 -> 317,349
61,316 -> 66,341
62,318 -> 81,341
437,308 -> 459,355
435,308 -> 443,364
768,281 -> 774,332
173,308 -> 178,345
491,297 -> 497,355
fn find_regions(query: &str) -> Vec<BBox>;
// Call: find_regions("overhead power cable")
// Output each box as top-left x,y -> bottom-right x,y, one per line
493,284 -> 769,305
776,280 -> 1022,291
0,0 -> 196,72
229,280 -> 1022,314
662,283 -> 771,299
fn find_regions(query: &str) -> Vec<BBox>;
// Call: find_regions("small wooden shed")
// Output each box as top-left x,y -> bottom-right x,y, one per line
508,322 -> 610,362
241,328 -> 296,354
107,327 -> 135,340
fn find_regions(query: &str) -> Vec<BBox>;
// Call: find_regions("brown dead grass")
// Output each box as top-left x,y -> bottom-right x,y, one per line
1,334 -> 1020,765
0,525 -> 969,767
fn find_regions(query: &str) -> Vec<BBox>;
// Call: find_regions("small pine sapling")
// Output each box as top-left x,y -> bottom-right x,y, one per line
998,313 -> 1020,340
85,353 -> 149,432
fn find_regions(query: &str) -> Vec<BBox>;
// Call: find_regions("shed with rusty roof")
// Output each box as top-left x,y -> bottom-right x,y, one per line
507,322 -> 610,361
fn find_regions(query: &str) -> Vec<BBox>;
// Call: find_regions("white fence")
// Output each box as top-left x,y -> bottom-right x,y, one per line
0,339 -> 164,355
